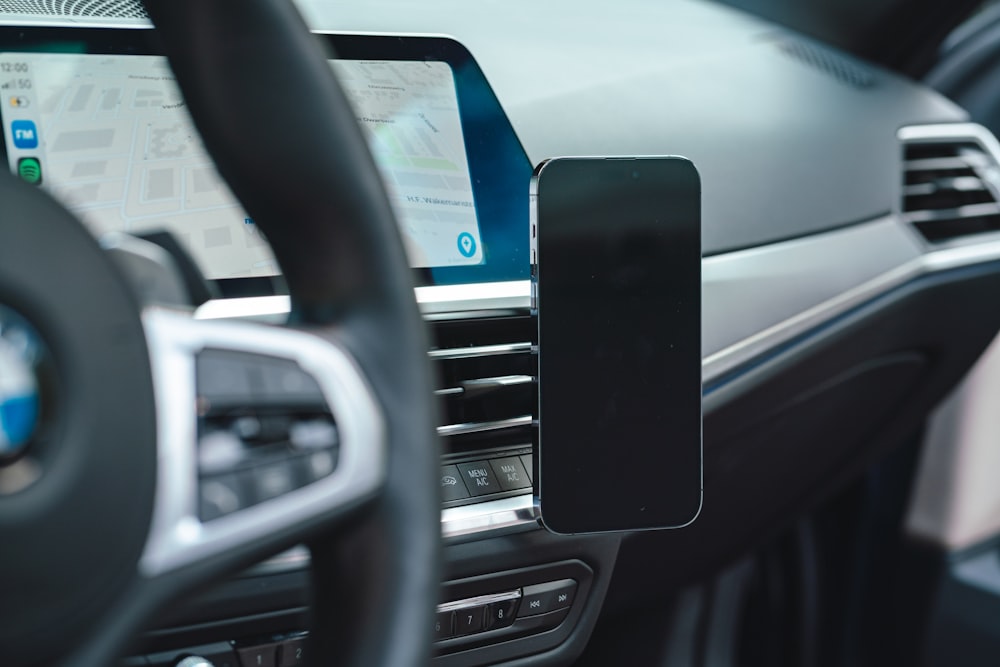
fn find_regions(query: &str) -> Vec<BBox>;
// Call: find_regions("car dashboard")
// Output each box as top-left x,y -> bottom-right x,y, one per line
6,0 -> 1000,666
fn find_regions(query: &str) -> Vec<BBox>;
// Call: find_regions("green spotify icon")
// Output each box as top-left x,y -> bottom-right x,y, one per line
17,157 -> 41,185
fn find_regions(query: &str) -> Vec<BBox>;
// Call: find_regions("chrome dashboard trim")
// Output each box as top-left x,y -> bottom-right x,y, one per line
437,415 -> 533,437
242,545 -> 311,576
429,341 -> 533,360
194,282 -> 533,322
246,495 -> 540,575
438,589 -> 522,613
441,494 -> 539,540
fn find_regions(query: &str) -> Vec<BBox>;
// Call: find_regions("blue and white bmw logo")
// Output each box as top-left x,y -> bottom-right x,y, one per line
0,306 -> 41,459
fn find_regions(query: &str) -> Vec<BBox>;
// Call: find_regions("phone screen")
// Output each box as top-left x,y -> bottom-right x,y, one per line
532,156 -> 702,534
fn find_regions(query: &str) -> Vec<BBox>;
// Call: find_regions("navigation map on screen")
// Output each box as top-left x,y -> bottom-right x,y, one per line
0,53 -> 484,279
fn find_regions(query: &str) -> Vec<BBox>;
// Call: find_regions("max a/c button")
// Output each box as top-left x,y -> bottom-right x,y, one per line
456,461 -> 499,497
517,579 -> 577,618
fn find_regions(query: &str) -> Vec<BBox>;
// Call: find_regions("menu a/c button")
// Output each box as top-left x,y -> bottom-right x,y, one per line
456,461 -> 499,497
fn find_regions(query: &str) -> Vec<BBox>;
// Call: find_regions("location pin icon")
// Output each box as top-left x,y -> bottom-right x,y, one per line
457,232 -> 476,258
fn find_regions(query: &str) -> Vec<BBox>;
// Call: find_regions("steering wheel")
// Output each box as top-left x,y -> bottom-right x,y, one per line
0,1 -> 441,666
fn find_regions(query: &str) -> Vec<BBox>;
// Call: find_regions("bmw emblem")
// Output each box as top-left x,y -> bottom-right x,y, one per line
0,305 -> 42,461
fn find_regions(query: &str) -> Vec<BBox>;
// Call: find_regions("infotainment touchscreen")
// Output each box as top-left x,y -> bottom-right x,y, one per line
0,54 -> 482,277
0,31 -> 531,290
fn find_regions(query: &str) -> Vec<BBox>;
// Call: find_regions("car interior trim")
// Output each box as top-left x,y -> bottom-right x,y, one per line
139,307 -> 386,577
437,416 -> 534,438
441,494 -> 539,540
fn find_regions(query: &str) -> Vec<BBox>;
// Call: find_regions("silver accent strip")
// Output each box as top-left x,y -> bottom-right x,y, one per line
139,308 -> 385,576
435,375 -> 534,397
429,342 -> 532,360
416,281 -> 533,314
904,154 -> 992,171
906,201 -> 1000,224
462,374 -> 534,390
438,589 -> 521,613
441,494 -> 539,539
242,545 -> 311,576
194,282 -> 533,322
700,217 -> 925,380
246,495 -> 541,574
437,415 -> 533,437
195,296 -> 290,323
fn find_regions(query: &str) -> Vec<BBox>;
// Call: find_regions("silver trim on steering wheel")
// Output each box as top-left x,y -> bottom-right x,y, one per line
138,307 -> 386,577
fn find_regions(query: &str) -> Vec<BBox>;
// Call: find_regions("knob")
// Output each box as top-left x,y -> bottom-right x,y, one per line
175,657 -> 214,667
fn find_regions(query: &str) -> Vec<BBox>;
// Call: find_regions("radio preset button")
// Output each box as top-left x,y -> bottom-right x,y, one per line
434,610 -> 455,640
486,598 -> 519,630
454,605 -> 486,635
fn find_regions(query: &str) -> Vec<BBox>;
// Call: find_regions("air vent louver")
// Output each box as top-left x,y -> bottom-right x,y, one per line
903,139 -> 1000,242
429,315 -> 536,458
0,0 -> 147,18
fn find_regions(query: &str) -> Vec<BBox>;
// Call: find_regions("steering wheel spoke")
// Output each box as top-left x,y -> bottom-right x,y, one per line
140,308 -> 386,578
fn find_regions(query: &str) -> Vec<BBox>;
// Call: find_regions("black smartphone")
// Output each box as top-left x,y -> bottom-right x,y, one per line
532,156 -> 702,534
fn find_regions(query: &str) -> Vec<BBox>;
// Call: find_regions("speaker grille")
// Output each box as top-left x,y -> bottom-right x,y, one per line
776,39 -> 876,89
0,0 -> 147,18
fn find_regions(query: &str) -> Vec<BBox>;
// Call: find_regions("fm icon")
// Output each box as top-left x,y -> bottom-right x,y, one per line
11,120 -> 37,149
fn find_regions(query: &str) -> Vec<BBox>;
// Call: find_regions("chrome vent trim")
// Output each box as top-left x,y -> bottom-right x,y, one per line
0,0 -> 147,18
428,342 -> 533,360
437,415 -> 533,438
430,314 -> 536,458
900,124 -> 1000,243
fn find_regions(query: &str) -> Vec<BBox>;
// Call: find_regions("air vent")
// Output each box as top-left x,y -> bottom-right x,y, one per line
902,138 -> 1000,242
429,314 -> 535,459
776,39 -> 875,89
0,0 -> 147,18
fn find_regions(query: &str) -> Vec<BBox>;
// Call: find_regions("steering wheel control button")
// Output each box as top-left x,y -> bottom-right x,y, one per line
198,431 -> 247,475
194,348 -> 343,514
456,461 -> 499,497
454,605 -> 486,635
490,456 -> 531,491
440,464 -> 470,502
196,350 -> 257,407
199,473 -> 249,521
434,611 -> 455,640
236,644 -> 277,667
256,357 -> 326,406
297,449 -> 337,483
251,461 -> 297,502
486,598 -> 519,630
518,579 -> 578,618
288,419 -> 338,450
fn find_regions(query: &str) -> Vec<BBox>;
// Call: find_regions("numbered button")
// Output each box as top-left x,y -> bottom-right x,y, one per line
236,644 -> 277,667
278,637 -> 306,666
485,598 -> 518,630
454,605 -> 485,635
434,610 -> 455,641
